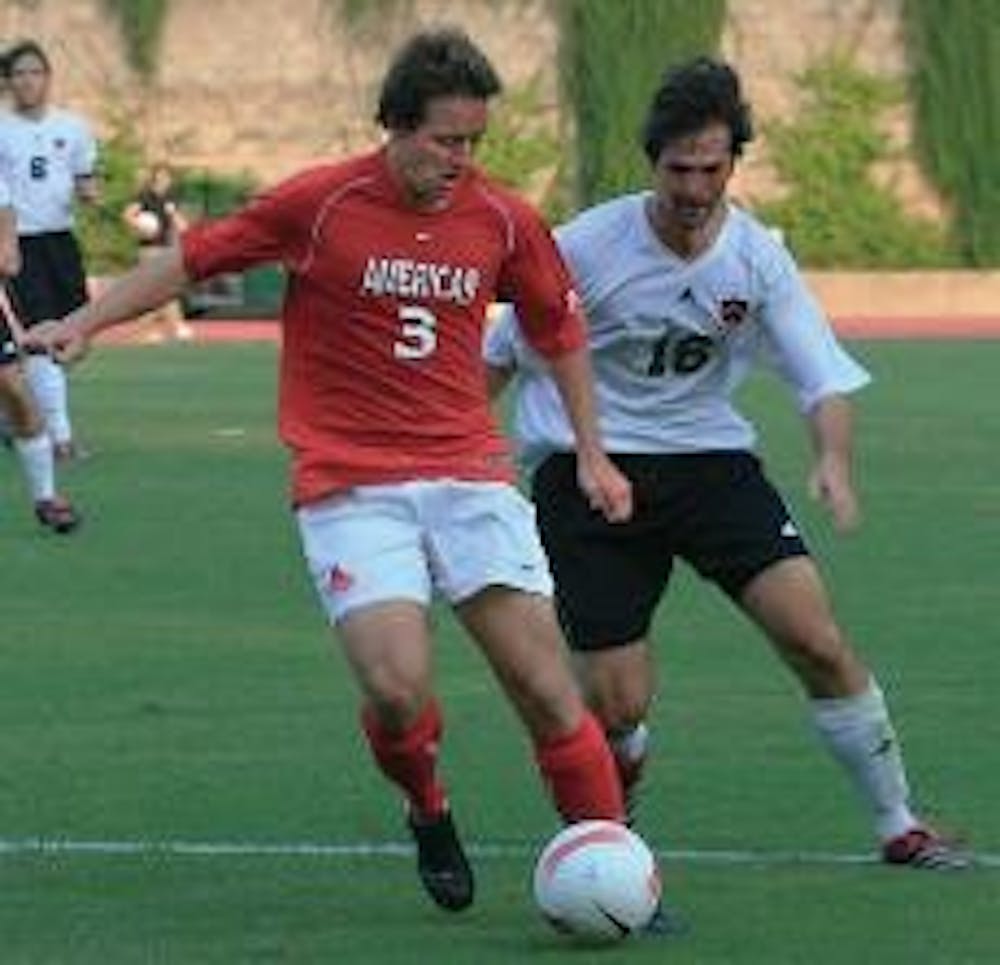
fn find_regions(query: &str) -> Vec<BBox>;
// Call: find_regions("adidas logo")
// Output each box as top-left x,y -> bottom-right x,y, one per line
780,520 -> 799,538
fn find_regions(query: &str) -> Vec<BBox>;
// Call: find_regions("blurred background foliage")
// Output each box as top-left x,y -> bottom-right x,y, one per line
557,0 -> 726,206
754,57 -> 955,268
903,0 -> 1000,266
77,0 -> 999,270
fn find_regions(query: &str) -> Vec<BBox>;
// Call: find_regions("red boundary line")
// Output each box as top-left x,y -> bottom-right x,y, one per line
95,315 -> 1000,345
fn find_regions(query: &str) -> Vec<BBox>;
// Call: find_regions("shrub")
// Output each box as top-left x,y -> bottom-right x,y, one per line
558,0 -> 726,206
76,128 -> 145,276
754,56 -> 956,268
903,0 -> 1000,266
478,79 -> 567,221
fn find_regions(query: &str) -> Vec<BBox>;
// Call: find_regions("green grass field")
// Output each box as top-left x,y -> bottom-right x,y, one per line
1,339 -> 997,964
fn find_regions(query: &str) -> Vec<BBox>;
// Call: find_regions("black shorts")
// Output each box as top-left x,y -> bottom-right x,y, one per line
531,452 -> 811,651
8,231 -> 88,326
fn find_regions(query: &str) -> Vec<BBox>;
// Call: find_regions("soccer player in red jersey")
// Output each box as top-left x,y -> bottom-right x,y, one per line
26,29 -> 633,910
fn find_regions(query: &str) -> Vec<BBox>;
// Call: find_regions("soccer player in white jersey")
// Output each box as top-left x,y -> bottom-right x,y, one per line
485,57 -> 965,869
0,40 -> 97,462
0,171 -> 79,532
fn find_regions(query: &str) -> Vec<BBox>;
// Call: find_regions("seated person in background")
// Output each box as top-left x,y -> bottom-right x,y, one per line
123,163 -> 192,343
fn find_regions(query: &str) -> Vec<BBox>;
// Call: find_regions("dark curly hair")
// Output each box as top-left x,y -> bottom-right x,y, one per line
4,39 -> 52,75
641,56 -> 753,163
376,28 -> 502,132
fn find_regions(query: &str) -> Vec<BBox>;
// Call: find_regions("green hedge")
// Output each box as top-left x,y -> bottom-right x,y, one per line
903,0 -> 1000,265
754,57 -> 955,268
76,129 -> 145,276
558,0 -> 725,206
100,0 -> 169,80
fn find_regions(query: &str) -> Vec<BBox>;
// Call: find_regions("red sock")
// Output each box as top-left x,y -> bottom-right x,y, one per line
534,711 -> 625,823
360,698 -> 447,820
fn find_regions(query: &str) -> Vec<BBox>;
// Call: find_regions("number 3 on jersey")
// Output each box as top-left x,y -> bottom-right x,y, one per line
394,305 -> 437,360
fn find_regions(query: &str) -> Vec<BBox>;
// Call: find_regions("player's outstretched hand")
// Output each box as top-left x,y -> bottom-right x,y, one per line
809,457 -> 860,533
21,319 -> 91,366
577,452 -> 634,523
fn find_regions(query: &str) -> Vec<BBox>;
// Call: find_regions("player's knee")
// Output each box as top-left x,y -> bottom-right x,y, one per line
0,379 -> 41,434
361,671 -> 429,732
781,622 -> 867,694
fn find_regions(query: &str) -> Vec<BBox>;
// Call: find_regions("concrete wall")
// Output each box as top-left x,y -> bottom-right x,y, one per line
807,271 -> 1000,319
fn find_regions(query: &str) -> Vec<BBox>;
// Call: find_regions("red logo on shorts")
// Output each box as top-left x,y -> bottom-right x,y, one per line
328,564 -> 355,593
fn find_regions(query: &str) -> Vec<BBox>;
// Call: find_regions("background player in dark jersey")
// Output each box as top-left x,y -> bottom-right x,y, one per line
486,58 -> 965,870
26,28 -> 638,911
122,163 -> 192,343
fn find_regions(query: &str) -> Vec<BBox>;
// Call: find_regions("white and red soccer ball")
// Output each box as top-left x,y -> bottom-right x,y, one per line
131,210 -> 161,241
532,819 -> 661,943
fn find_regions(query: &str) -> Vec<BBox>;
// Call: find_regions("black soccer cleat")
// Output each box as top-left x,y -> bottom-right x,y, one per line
407,809 -> 475,911
34,496 -> 81,534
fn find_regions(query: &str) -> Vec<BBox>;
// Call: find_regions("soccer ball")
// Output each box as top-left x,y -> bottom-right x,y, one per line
532,820 -> 661,943
132,210 -> 161,241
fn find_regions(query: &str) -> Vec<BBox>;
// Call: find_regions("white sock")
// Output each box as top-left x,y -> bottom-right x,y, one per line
24,354 -> 73,445
607,722 -> 650,769
811,679 -> 918,841
13,431 -> 55,502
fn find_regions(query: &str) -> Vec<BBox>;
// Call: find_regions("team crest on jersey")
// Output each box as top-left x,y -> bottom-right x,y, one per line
718,298 -> 749,328
53,138 -> 66,150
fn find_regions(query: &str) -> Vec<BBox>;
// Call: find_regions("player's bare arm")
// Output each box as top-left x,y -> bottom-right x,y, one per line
485,360 -> 514,400
0,207 -> 21,278
0,287 -> 28,344
24,244 -> 190,364
806,393 -> 860,532
545,346 -> 633,523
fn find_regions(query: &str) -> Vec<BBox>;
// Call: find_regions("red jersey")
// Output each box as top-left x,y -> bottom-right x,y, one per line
182,149 -> 585,506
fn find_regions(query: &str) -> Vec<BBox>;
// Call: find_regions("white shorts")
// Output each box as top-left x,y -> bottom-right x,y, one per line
296,479 -> 554,623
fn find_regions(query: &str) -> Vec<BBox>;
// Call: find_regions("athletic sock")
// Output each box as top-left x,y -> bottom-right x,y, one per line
810,678 -> 918,840
535,711 -> 625,823
606,721 -> 650,798
13,431 -> 55,502
24,354 -> 73,446
361,698 -> 447,821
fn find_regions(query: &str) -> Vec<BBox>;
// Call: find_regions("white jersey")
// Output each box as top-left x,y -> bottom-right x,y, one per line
0,108 -> 97,235
484,194 -> 870,469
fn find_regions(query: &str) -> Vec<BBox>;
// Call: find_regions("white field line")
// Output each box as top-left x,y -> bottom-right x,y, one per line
1,837 -> 996,869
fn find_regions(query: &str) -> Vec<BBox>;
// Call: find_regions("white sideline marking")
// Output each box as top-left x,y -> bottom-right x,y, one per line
0,837 -> 996,868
